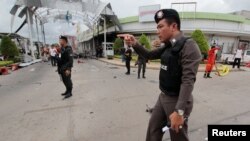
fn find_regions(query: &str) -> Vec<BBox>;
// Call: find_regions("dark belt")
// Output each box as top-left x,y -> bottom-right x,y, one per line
161,90 -> 179,97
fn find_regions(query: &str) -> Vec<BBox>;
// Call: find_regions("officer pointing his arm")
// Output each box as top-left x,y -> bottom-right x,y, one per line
118,9 -> 201,141
58,35 -> 74,99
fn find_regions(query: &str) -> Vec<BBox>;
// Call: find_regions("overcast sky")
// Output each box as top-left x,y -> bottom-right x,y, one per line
0,0 -> 249,44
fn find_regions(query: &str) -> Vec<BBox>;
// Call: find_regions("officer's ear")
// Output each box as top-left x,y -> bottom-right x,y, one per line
171,23 -> 178,31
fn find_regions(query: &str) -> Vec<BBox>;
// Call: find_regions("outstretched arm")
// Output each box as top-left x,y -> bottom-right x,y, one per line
117,34 -> 168,60
133,43 -> 167,60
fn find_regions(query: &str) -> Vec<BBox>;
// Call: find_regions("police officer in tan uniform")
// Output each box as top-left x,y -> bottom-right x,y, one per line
118,9 -> 201,141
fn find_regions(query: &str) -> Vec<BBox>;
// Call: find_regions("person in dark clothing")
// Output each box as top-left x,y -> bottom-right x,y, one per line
125,47 -> 132,75
58,35 -> 74,99
99,46 -> 103,57
137,54 -> 147,79
96,47 -> 100,58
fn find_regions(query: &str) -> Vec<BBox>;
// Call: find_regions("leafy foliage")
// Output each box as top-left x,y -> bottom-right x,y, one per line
139,34 -> 151,50
0,36 -> 19,60
113,37 -> 123,53
191,29 -> 209,56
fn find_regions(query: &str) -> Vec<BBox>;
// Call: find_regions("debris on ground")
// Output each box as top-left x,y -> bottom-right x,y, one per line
146,104 -> 154,113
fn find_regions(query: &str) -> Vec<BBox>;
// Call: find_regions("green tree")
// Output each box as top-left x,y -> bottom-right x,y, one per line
113,37 -> 123,54
0,36 -> 19,60
139,34 -> 151,50
191,29 -> 209,57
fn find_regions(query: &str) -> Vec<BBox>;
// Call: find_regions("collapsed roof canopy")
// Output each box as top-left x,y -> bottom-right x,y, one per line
10,0 -> 121,30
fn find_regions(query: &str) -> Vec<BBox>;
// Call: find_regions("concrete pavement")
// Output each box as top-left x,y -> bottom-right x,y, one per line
0,59 -> 250,141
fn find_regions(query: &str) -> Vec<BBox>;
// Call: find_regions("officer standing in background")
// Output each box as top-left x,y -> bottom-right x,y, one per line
125,46 -> 132,75
118,9 -> 201,141
137,54 -> 147,79
58,35 -> 74,99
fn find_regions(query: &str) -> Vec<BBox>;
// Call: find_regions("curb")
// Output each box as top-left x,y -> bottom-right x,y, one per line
97,59 -> 247,72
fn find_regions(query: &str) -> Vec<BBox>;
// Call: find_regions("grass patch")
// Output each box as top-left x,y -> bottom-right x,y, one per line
0,61 -> 14,67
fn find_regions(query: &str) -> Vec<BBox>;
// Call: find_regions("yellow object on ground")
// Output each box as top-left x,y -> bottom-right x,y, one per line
215,65 -> 230,76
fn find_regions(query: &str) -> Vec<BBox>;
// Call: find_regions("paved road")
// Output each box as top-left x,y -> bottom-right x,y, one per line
0,59 -> 249,141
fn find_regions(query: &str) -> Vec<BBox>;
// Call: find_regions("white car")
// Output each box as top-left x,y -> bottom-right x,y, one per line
221,50 -> 250,64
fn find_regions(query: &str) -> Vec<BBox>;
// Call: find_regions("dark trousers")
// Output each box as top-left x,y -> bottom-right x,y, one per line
138,61 -> 146,77
232,58 -> 241,68
126,59 -> 131,73
146,93 -> 193,141
61,71 -> 73,94
51,56 -> 56,66
96,51 -> 99,58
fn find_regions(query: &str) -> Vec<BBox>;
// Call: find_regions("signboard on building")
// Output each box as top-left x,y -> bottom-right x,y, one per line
139,4 -> 160,22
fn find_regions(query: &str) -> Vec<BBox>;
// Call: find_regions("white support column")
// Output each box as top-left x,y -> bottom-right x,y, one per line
104,16 -> 107,55
24,39 -> 28,55
26,8 -> 36,60
35,16 -> 41,58
103,6 -> 107,57
92,23 -> 95,56
40,21 -> 46,45
35,16 -> 40,42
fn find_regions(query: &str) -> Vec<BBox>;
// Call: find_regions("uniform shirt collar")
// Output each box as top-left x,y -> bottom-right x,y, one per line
169,32 -> 184,47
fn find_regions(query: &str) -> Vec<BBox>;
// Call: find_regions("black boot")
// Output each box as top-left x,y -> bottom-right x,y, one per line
125,72 -> 130,75
64,93 -> 72,99
61,90 -> 68,96
142,74 -> 146,79
204,73 -> 207,78
64,89 -> 72,99
207,72 -> 212,78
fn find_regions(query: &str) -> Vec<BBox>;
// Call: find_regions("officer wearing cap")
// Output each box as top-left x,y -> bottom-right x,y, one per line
58,35 -> 74,99
118,9 -> 201,141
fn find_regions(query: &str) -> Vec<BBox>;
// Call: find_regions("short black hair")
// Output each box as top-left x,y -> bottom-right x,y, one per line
154,9 -> 181,30
59,35 -> 68,43
164,17 -> 181,30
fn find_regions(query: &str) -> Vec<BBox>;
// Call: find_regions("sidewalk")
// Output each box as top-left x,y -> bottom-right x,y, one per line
98,57 -> 249,72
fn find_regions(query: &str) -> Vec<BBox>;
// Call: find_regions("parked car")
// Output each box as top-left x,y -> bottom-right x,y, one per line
221,50 -> 250,64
